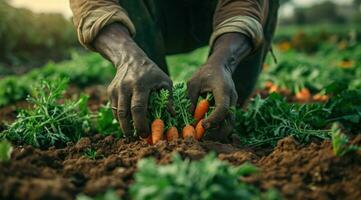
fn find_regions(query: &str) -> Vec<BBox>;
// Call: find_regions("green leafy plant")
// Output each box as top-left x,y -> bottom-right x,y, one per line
173,83 -> 194,128
0,140 -> 13,162
130,153 -> 280,200
76,189 -> 121,200
236,93 -> 332,147
96,103 -> 122,138
331,123 -> 361,157
0,52 -> 114,107
149,89 -> 169,120
83,148 -> 103,160
326,89 -> 361,132
1,79 -> 90,148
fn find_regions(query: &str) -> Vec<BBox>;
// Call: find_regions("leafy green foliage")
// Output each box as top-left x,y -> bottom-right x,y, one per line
236,93 -> 331,147
83,148 -> 103,160
326,90 -> 361,132
331,124 -> 361,157
236,88 -> 361,147
0,53 -> 114,107
173,83 -> 194,126
130,153 -> 280,200
1,79 -> 90,148
149,89 -> 169,120
76,190 -> 121,200
0,2 -> 77,68
260,36 -> 361,94
0,140 -> 13,162
96,103 -> 122,138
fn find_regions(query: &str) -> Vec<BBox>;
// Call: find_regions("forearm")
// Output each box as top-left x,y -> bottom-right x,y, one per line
69,0 -> 135,50
208,33 -> 252,73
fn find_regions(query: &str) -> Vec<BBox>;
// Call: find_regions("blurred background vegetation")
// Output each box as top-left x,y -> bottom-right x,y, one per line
0,0 -> 77,75
0,0 -> 360,77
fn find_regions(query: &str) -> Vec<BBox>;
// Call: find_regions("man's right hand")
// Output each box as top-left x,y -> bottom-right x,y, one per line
94,23 -> 173,140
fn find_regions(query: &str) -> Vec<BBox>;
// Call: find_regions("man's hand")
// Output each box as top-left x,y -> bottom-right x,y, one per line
187,33 -> 252,140
188,63 -> 238,129
94,23 -> 172,139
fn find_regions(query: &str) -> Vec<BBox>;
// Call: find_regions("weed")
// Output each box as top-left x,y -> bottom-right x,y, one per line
1,79 -> 90,148
96,103 -> 122,138
83,148 -> 103,160
130,153 -> 281,200
331,123 -> 361,157
237,93 -> 331,147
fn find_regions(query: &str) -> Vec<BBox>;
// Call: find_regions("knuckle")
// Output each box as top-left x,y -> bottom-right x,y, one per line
218,103 -> 229,112
131,105 -> 146,114
187,81 -> 199,93
165,79 -> 173,87
121,79 -> 132,89
117,109 -> 128,118
160,81 -> 172,91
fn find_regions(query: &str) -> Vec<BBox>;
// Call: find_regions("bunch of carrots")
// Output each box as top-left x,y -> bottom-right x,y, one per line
146,83 -> 213,145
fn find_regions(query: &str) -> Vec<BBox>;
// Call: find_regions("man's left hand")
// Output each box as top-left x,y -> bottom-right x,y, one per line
187,33 -> 253,141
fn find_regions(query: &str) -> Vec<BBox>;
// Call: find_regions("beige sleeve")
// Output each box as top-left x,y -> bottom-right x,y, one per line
210,0 -> 265,51
70,0 -> 136,50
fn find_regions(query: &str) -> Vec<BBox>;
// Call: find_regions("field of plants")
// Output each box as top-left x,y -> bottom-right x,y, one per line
0,24 -> 360,200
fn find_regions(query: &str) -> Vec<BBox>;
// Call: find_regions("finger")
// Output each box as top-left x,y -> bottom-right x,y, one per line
131,88 -> 150,138
203,87 -> 230,129
230,90 -> 238,108
117,91 -> 133,138
109,88 -> 119,122
187,81 -> 201,113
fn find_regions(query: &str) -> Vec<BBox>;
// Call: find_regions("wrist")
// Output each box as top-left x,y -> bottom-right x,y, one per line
207,33 -> 252,73
93,23 -> 136,67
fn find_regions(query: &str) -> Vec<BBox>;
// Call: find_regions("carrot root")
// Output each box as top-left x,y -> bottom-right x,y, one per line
195,119 -> 205,140
182,124 -> 196,139
151,119 -> 164,144
193,99 -> 209,126
295,88 -> 311,102
166,126 -> 179,141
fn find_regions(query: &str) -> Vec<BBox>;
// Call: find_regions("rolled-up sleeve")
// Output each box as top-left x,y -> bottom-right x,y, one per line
70,0 -> 136,50
210,0 -> 265,51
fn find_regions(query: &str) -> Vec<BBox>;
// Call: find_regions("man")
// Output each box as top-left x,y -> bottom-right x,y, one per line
70,0 -> 279,141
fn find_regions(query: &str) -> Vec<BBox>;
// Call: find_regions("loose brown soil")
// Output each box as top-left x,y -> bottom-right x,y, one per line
0,85 -> 360,200
0,135 -> 360,200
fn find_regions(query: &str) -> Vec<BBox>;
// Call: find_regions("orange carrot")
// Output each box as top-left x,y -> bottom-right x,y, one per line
182,124 -> 196,139
264,81 -> 274,89
195,119 -> 205,140
295,88 -> 311,102
193,94 -> 212,126
166,126 -> 179,141
269,85 -> 280,93
151,119 -> 164,144
312,93 -> 329,102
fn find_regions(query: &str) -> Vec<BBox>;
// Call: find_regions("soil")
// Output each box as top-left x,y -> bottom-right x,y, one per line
0,85 -> 360,200
0,135 -> 360,200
